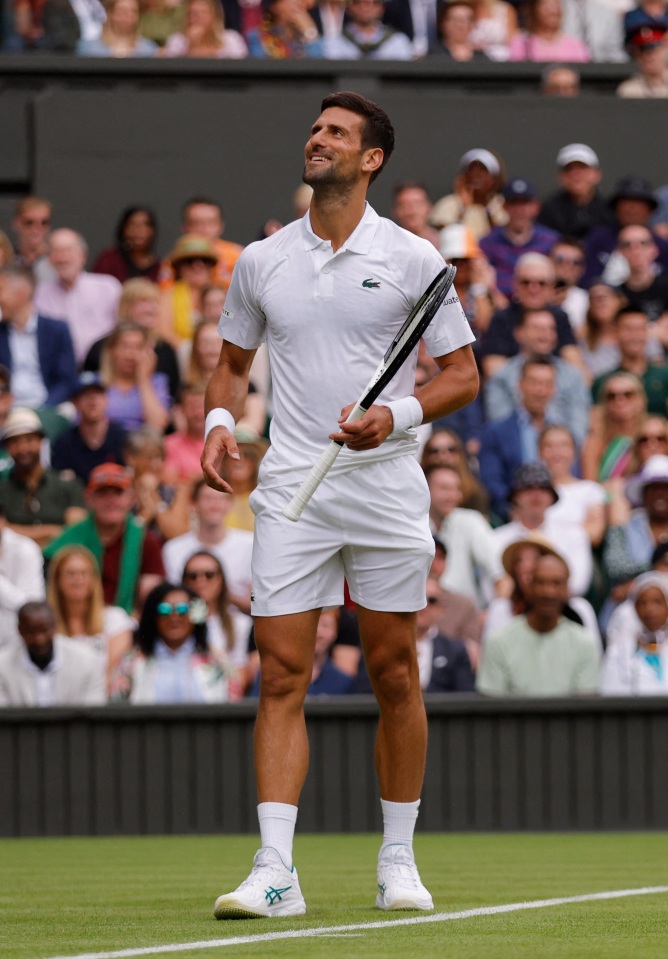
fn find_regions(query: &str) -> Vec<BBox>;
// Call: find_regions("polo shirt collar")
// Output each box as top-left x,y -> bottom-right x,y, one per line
301,202 -> 380,254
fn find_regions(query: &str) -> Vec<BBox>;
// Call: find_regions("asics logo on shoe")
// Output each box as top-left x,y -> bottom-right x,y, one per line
378,882 -> 386,895
265,885 -> 292,905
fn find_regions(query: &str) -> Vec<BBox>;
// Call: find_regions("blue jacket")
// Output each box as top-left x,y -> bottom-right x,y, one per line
479,411 -> 523,522
426,632 -> 475,694
0,315 -> 77,407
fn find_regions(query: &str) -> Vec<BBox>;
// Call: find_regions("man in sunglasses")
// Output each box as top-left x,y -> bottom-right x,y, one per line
615,225 -> 668,330
11,195 -> 56,284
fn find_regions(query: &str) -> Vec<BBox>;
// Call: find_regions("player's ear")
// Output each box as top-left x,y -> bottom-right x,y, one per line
362,147 -> 384,177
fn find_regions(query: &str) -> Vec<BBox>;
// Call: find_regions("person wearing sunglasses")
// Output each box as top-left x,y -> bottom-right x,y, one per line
615,224 -> 668,334
158,235 -> 219,347
10,195 -> 56,284
549,238 -> 589,336
581,370 -> 647,482
109,580 -> 240,703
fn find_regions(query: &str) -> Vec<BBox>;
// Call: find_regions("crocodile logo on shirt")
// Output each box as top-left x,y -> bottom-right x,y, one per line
362,278 -> 381,289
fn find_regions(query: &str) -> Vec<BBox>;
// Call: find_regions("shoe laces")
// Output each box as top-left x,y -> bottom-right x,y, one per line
379,845 -> 422,889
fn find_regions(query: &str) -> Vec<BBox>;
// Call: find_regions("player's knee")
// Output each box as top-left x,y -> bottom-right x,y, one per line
367,652 -> 415,706
259,653 -> 311,701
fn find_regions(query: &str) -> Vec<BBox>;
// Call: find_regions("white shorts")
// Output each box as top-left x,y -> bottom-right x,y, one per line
249,455 -> 434,616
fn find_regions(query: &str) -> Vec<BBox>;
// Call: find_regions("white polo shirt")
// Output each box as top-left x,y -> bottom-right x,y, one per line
219,204 -> 474,487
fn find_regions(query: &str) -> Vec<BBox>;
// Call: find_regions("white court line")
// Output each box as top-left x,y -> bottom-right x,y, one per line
40,886 -> 668,959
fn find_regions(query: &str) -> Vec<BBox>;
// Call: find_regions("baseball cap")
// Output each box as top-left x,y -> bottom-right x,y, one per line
2,407 -> 45,441
556,144 -> 599,169
626,454 -> 668,506
439,224 -> 481,260
458,149 -> 500,177
509,462 -> 559,503
86,462 -> 132,493
72,371 -> 106,398
502,177 -> 538,202
626,24 -> 667,50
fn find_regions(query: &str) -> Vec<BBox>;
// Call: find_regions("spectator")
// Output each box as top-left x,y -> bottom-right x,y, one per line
624,0 -> 668,32
43,462 -> 165,615
428,535 -> 484,671
217,427 -> 266,531
139,0 -> 186,46
164,382 -> 206,482
392,181 -> 441,248
11,196 -> 56,283
604,539 -> 668,651
539,144 -> 615,242
580,280 -> 624,380
430,148 -> 507,239
200,284 -> 228,323
158,235 -> 219,346
480,178 -> 561,301
508,0 -> 591,61
591,308 -> 668,417
429,0 -> 489,59
582,370 -> 647,481
46,544 -> 134,688
78,0 -> 158,53
476,552 -> 599,695
182,550 -> 253,689
469,0 -> 518,60
483,309 -> 591,447
420,426 -> 489,514
247,0 -> 324,57
179,317 -> 223,389
550,238 -> 589,335
34,228 -> 122,365
162,478 -> 253,613
560,0 -> 626,61
615,225 -> 668,328
100,321 -> 171,433
0,600 -> 106,707
601,571 -> 668,694
426,464 -> 504,606
110,581 -> 241,703
630,413 -> 668,474
540,424 -> 607,548
439,224 -> 496,343
492,462 -> 594,596
0,263 -> 77,410
0,365 -> 15,470
0,407 -> 86,548
413,577 -> 475,692
92,205 -> 161,284
162,0 -> 248,56
160,196 -> 243,293
617,23 -> 668,97
0,504 -> 46,650
51,373 -> 127,484
123,427 -> 190,541
0,232 -> 14,268
325,0 -> 412,58
540,64 -> 581,95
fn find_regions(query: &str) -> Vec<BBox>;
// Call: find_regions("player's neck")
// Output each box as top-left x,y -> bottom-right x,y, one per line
309,190 -> 368,253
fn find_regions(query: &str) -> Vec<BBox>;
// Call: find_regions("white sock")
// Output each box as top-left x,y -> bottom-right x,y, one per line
257,802 -> 298,869
380,798 -> 420,856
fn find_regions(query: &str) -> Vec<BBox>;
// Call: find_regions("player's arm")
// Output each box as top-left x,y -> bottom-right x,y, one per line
201,340 -> 257,492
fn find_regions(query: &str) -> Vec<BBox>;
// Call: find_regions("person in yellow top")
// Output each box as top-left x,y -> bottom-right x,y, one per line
158,235 -> 219,346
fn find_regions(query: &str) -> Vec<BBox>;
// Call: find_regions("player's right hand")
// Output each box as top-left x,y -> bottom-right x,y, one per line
201,427 -> 239,493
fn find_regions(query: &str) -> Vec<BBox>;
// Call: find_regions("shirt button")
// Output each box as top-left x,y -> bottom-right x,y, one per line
323,267 -> 330,274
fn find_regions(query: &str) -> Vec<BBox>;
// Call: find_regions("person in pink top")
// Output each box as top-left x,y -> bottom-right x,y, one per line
164,382 -> 206,482
508,0 -> 591,62
34,228 -> 122,365
162,0 -> 248,57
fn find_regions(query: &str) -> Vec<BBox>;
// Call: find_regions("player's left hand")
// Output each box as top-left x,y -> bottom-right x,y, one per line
329,404 -> 394,450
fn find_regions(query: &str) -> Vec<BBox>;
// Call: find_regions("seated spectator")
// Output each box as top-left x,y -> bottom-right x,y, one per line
110,581 -> 241,703
219,427 -> 267,531
46,545 -> 134,688
92,205 -> 161,284
0,407 -> 86,548
507,0 -> 591,61
0,365 -> 16,471
615,225 -> 668,330
630,413 -> 668,475
44,463 -> 165,615
413,577 -> 475,692
158,235 -> 219,346
429,0 -> 489,59
84,278 -> 181,404
429,535 -> 484,671
325,0 -> 412,58
540,424 -> 607,548
480,179 -> 561,302
11,197 -> 57,283
604,539 -> 668,650
582,371 -> 647,481
601,571 -> 668,695
78,0 -> 159,54
624,0 -> 668,32
0,601 -> 106,707
439,224 -> 496,344
247,0 -> 324,57
182,550 -> 252,689
51,373 -> 127,485
123,427 -> 190,541
579,280 -> 624,380
0,504 -> 46,650
162,0 -> 248,56
550,238 -> 589,337
0,263 -> 77,410
479,357 -> 558,521
420,427 -> 489,514
430,148 -> 507,239
100,321 -> 171,433
392,181 -> 441,248
0,232 -> 14,269
560,0 -> 626,62
179,317 -> 223,389
476,552 -> 599,696
139,0 -> 186,46
34,228 -> 122,366
539,144 -> 615,242
493,462 -> 593,597
159,196 -> 243,293
540,63 -> 581,95
164,382 -> 206,484
591,308 -> 668,417
200,284 -> 228,323
162,478 -> 253,613
426,464 -> 504,606
480,254 -> 582,378
469,0 -> 518,60
483,309 -> 591,447
617,23 -> 668,98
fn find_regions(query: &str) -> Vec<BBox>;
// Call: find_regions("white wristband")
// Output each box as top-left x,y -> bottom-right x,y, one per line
205,408 -> 236,441
385,396 -> 423,438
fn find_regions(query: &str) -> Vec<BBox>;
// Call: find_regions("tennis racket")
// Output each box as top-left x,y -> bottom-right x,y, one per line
283,263 -> 457,522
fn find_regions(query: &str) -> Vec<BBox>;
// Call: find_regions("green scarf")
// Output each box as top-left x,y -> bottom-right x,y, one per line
44,514 -> 146,614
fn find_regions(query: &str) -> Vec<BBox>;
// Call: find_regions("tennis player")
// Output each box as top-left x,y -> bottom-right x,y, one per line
202,91 -> 478,919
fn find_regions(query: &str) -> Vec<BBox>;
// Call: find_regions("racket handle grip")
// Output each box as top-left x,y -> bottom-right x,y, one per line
283,402 -> 367,522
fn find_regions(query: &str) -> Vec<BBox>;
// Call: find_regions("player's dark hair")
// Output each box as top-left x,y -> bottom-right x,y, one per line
136,581 -> 208,656
321,91 -> 395,183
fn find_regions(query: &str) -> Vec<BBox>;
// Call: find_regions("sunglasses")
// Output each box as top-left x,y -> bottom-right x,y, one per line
605,390 -> 637,400
180,256 -> 212,267
156,601 -> 191,616
184,569 -> 219,581
517,278 -> 551,287
638,434 -> 668,444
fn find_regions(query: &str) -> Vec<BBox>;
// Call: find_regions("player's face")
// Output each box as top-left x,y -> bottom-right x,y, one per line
303,107 -> 369,190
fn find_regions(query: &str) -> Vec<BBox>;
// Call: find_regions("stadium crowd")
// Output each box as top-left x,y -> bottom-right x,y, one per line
3,123 -> 668,705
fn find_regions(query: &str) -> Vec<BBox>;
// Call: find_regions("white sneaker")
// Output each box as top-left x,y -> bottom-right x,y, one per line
376,844 -> 434,911
213,847 -> 307,920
